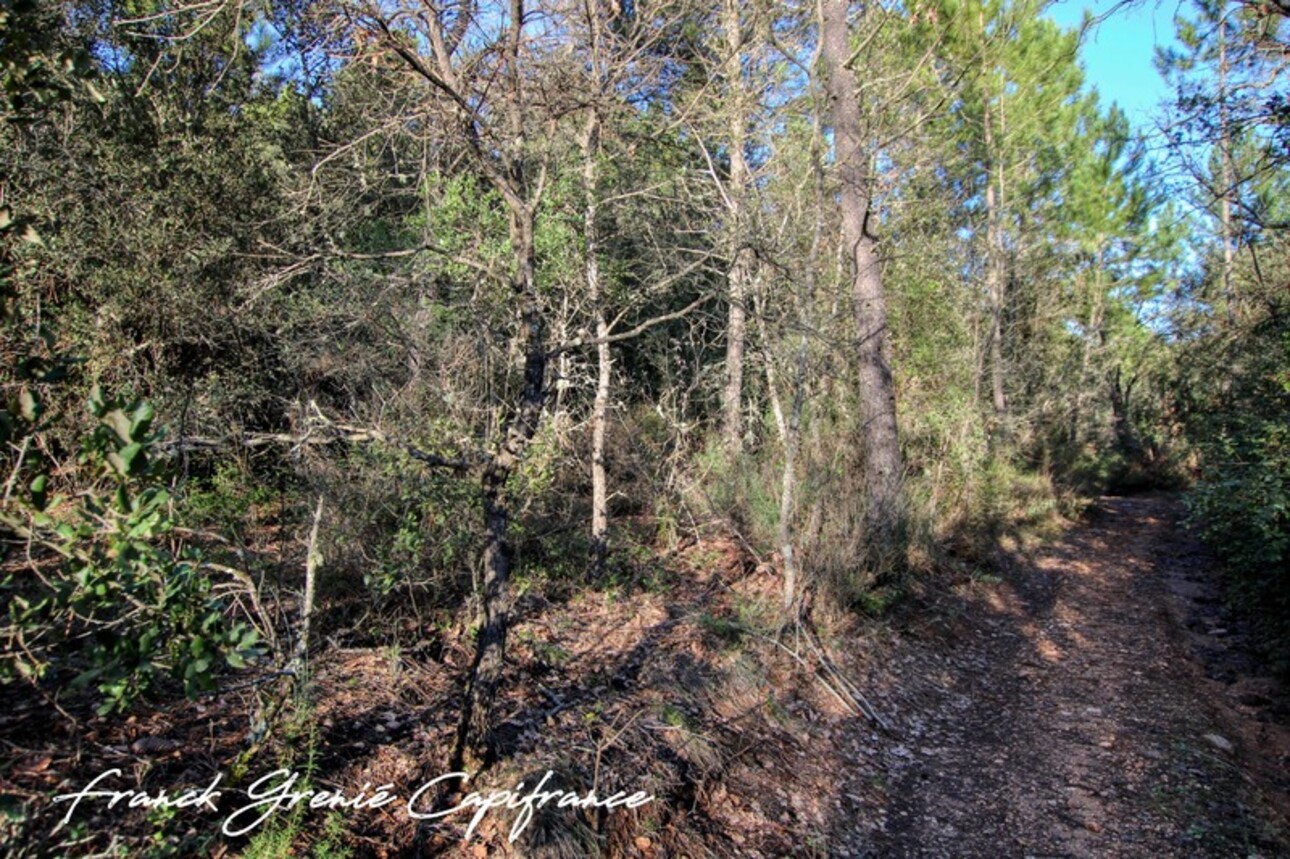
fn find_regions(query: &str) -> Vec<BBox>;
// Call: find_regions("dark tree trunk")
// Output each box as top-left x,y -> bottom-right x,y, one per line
1109,365 -> 1141,459
820,0 -> 903,540
455,205 -> 546,768
721,0 -> 751,456
453,0 -> 548,768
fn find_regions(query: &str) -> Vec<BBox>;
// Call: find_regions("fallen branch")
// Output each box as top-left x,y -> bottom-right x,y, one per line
799,625 -> 894,734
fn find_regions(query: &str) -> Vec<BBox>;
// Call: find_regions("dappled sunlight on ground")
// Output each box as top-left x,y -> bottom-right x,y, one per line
874,495 -> 1288,857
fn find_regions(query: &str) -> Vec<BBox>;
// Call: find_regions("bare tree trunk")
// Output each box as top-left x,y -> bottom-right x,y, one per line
553,293 -> 572,442
753,286 -> 802,612
1072,245 -> 1105,446
1108,365 -> 1140,459
721,0 -> 751,456
1217,18 -> 1238,320
453,0 -> 547,770
583,112 -> 612,577
983,95 -> 1008,438
290,496 -> 325,676
592,327 -> 611,568
459,474 -> 513,768
724,251 -> 751,454
774,73 -> 827,614
457,203 -> 546,769
820,0 -> 902,539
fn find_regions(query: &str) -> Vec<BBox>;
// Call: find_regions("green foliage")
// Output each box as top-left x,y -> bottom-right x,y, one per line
1161,2 -> 1290,675
183,460 -> 278,539
689,438 -> 779,550
1184,319 -> 1290,671
0,0 -> 101,120
319,442 -> 478,604
0,0 -> 1279,762
697,611 -> 745,647
1189,419 -> 1290,571
1,388 -> 261,713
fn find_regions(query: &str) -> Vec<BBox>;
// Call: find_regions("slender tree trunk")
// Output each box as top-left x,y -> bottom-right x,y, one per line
724,251 -> 752,455
592,321 -> 611,567
721,0 -> 751,455
553,294 -> 572,441
1073,246 -> 1105,447
583,112 -> 612,577
753,286 -> 802,612
983,96 -> 1008,436
775,83 -> 827,614
971,300 -> 984,410
460,475 -> 513,768
1218,19 -> 1237,319
456,203 -> 546,769
454,0 -> 547,770
1109,365 -> 1140,458
291,496 -> 325,675
820,0 -> 903,538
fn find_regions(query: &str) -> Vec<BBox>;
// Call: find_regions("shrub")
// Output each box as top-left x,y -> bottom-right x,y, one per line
1,387 -> 261,713
1184,317 -> 1290,674
1187,417 -> 1290,671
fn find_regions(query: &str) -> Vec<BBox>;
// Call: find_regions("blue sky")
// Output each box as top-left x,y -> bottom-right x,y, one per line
1045,0 -> 1188,131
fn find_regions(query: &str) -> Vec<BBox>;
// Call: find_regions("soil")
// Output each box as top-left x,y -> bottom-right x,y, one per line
868,495 -> 1289,858
4,494 -> 1289,857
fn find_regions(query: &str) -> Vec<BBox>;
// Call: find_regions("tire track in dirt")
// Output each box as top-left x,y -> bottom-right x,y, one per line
872,496 -> 1287,858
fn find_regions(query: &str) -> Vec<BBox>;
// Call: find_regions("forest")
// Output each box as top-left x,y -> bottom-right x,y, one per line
2,0 -> 1289,855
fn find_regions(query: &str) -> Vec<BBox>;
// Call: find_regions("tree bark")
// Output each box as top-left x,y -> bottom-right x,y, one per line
820,0 -> 903,539
453,0 -> 548,770
752,286 -> 801,612
1108,365 -> 1141,459
1072,244 -> 1105,446
583,112 -> 612,577
983,94 -> 1009,437
721,0 -> 751,456
456,201 -> 546,769
1217,17 -> 1238,320
773,74 -> 827,614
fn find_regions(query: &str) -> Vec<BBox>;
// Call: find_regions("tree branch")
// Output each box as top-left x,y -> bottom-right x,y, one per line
547,293 -> 713,358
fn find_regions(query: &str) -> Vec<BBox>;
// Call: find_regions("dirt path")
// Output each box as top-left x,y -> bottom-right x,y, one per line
870,496 -> 1287,858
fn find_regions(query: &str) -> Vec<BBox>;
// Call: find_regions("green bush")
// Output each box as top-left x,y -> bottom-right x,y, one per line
1,387 -> 261,713
1187,417 -> 1290,670
1184,318 -> 1290,673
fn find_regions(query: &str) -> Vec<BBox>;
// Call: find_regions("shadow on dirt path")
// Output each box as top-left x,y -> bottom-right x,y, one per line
868,495 -> 1288,858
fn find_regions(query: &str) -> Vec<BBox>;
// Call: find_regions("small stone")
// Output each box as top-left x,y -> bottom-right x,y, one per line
472,844 -> 488,858
1084,820 -> 1103,834
1204,733 -> 1234,753
130,736 -> 181,755
635,836 -> 652,851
